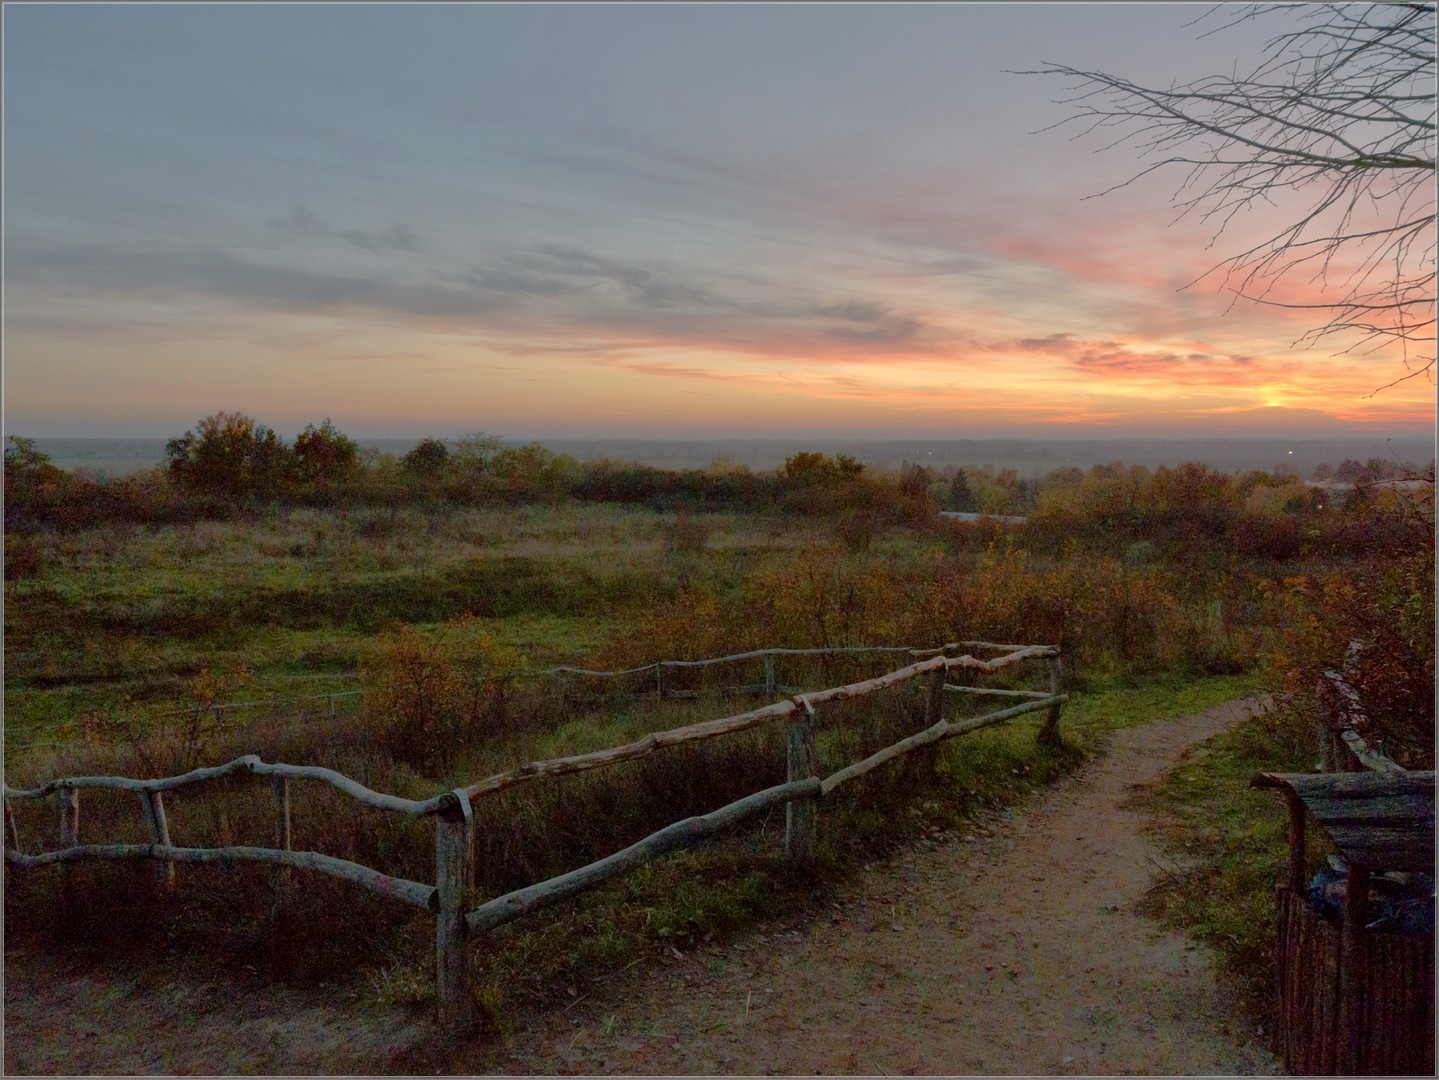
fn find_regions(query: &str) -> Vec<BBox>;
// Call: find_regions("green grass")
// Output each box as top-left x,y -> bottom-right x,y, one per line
1063,671 -> 1265,737
0,495 -> 1300,1026
1133,694 -> 1325,1012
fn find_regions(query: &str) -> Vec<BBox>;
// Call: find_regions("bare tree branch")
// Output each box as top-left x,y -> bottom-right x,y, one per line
1013,3 -> 1437,387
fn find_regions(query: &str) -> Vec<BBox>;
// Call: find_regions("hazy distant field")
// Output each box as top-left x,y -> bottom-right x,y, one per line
30,435 -> 1434,478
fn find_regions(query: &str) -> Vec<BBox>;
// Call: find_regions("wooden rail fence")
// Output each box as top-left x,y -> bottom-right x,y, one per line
1254,639 -> 1432,1075
4,640 -> 1067,1036
1315,639 -> 1404,775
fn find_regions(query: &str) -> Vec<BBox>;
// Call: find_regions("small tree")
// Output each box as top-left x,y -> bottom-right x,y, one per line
949,469 -> 979,513
4,436 -> 63,490
4,436 -> 70,525
291,418 -> 359,488
402,437 -> 450,478
166,411 -> 291,500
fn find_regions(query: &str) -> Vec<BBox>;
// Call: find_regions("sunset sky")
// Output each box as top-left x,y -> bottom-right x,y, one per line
5,4 -> 1434,440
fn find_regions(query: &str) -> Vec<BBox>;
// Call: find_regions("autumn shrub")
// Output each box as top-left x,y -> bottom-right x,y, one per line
68,664 -> 260,778
359,618 -> 523,772
1265,552 -> 1434,768
662,507 -> 712,556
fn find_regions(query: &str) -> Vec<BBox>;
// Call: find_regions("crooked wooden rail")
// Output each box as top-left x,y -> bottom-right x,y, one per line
4,640 -> 1066,1036
1315,639 -> 1404,775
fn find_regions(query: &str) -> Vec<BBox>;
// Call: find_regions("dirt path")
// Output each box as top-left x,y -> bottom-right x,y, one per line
5,699 -> 1279,1075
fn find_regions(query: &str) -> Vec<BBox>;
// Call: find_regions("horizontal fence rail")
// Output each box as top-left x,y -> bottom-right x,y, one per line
1316,639 -> 1405,776
5,843 -> 438,912
4,754 -> 452,816
4,640 -> 1067,1037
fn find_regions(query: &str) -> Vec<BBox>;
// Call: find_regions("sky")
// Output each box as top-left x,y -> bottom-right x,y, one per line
4,3 -> 1435,441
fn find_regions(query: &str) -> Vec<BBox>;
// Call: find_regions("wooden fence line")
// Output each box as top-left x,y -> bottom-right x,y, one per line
5,641 -> 1011,756
4,843 -> 438,911
946,685 -> 1052,700
4,640 -> 1065,1037
455,646 -> 1055,802
540,640 -> 1024,679
4,754 -> 451,817
467,778 -> 822,934
1316,639 -> 1404,776
819,695 -> 1066,796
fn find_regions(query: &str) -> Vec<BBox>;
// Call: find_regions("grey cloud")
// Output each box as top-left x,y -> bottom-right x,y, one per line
12,243 -> 373,305
9,243 -> 502,317
11,235 -> 938,358
816,300 -> 892,323
1016,333 -> 1073,351
824,316 -> 922,344
341,223 -> 423,253
816,299 -> 924,344
918,255 -> 990,276
266,204 -> 331,237
509,245 -> 716,308
458,268 -> 590,297
267,205 -> 424,253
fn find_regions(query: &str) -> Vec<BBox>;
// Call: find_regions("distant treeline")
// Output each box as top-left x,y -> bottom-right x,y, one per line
4,412 -> 1433,557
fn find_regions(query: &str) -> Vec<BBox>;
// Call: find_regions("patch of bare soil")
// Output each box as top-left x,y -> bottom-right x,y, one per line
5,699 -> 1280,1076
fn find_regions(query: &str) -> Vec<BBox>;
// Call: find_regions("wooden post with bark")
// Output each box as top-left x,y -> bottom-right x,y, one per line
58,785 -> 79,912
1039,652 -> 1063,748
59,786 -> 79,848
269,777 -> 293,952
5,798 -> 20,854
915,665 -> 948,783
140,790 -> 176,889
434,791 -> 475,1038
785,698 -> 818,867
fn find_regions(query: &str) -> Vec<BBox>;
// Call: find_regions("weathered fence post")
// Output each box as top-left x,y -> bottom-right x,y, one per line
273,776 -> 293,853
925,664 -> 946,728
59,785 -> 79,848
917,664 -> 948,782
655,663 -> 665,701
435,791 -> 476,1038
5,798 -> 20,854
269,776 -> 293,951
764,654 -> 776,698
1039,652 -> 1063,748
140,790 -> 176,889
785,698 -> 818,867
58,784 -> 80,911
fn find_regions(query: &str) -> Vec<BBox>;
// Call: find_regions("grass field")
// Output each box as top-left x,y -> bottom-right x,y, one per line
3,482 -> 1429,1022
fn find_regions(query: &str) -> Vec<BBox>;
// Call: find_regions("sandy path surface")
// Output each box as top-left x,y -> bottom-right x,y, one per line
5,698 -> 1279,1076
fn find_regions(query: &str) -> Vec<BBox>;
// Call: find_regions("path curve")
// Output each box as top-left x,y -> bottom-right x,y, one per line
5,699 -> 1280,1075
472,697 -> 1279,1075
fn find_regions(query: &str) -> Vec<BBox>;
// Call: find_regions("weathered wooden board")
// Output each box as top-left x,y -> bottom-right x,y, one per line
1253,771 -> 1435,872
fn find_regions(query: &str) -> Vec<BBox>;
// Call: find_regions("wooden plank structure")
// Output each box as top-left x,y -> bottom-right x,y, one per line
4,640 -> 1067,1037
1252,769 -> 1436,1076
